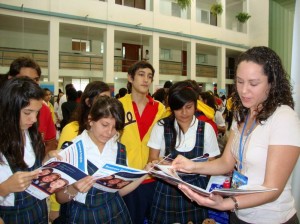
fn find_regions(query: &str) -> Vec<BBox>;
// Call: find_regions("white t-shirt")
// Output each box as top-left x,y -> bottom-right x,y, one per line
215,110 -> 226,127
72,130 -> 121,203
231,105 -> 300,223
148,116 -> 220,158
57,94 -> 67,120
0,131 -> 35,206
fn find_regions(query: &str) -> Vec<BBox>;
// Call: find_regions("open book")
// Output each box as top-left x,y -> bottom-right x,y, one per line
149,163 -> 277,197
26,139 -> 147,200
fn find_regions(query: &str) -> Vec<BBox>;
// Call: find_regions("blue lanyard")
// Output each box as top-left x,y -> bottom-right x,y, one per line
238,114 -> 256,171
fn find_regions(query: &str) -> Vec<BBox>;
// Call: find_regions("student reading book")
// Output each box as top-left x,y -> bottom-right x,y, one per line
55,96 -> 150,223
0,77 -> 59,223
147,81 -> 220,224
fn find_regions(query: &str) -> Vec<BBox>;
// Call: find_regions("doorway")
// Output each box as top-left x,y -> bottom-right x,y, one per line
122,43 -> 143,72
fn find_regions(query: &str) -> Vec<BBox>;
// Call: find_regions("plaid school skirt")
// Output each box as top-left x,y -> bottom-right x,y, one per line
66,193 -> 132,224
149,176 -> 208,224
0,198 -> 48,224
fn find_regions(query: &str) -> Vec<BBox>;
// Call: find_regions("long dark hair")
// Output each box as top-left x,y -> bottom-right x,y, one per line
232,46 -> 294,125
160,80 -> 198,152
71,81 -> 110,135
0,77 -> 45,171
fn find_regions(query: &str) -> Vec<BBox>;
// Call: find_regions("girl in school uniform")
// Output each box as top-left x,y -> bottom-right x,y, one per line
55,96 -> 149,224
0,77 -> 58,223
147,80 -> 220,224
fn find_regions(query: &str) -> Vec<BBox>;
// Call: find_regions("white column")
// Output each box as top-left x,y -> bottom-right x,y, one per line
187,40 -> 196,80
149,34 -> 159,94
217,46 -> 226,94
103,25 -> 115,84
291,0 -> 300,215
48,18 -> 59,95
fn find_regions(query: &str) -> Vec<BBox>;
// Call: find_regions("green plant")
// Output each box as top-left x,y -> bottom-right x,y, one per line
210,3 -> 223,16
177,0 -> 192,9
235,12 -> 251,23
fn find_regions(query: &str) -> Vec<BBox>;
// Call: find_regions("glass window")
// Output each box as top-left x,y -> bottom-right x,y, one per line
72,78 -> 89,91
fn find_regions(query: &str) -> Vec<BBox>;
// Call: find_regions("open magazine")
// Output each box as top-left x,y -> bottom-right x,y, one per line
26,139 -> 148,199
149,156 -> 277,197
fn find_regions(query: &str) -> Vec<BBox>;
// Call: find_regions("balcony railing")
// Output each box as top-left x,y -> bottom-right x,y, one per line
0,47 -> 223,78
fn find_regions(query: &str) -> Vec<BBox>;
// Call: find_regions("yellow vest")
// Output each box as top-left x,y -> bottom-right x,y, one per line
119,94 -> 165,170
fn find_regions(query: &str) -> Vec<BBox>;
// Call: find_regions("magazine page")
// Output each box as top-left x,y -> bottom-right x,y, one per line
44,139 -> 87,172
211,185 -> 278,196
26,161 -> 87,200
92,163 -> 147,193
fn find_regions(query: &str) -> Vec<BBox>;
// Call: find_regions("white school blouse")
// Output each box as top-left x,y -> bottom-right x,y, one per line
72,130 -> 121,204
148,116 -> 220,158
0,130 -> 35,206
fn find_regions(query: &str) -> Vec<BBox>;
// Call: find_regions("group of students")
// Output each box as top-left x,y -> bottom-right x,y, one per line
0,46 -> 300,224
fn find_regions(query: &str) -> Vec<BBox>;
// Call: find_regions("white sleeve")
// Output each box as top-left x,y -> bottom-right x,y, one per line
204,123 -> 221,157
147,122 -> 165,150
57,95 -> 66,120
269,106 -> 300,146
215,111 -> 226,127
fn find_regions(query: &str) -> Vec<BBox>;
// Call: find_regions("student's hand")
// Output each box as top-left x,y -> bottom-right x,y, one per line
171,155 -> 196,173
0,170 -> 40,195
144,162 -> 154,171
47,150 -> 62,160
73,176 -> 95,193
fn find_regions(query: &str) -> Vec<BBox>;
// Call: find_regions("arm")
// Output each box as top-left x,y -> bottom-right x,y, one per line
147,148 -> 160,163
118,174 -> 148,197
177,144 -> 300,211
172,130 -> 236,175
55,176 -> 94,204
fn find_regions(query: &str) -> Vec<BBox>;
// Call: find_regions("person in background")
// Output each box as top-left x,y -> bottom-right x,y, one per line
172,46 -> 300,224
60,87 -> 78,130
55,96 -> 150,223
76,90 -> 82,103
50,81 -> 111,223
143,49 -> 149,61
198,91 -> 219,136
54,91 -> 64,131
6,57 -> 57,153
57,83 -> 74,123
0,77 -> 59,223
147,81 -> 220,224
119,61 -> 165,224
43,88 -> 55,123
118,87 -> 128,98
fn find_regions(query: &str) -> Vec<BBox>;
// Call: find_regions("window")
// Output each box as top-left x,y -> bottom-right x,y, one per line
160,49 -> 171,60
72,39 -> 91,52
115,0 -> 145,9
196,54 -> 207,64
201,10 -> 210,24
72,78 -> 89,91
171,2 -> 181,18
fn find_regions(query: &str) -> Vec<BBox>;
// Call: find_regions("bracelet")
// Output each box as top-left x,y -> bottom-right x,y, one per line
64,186 -> 78,199
229,196 -> 239,212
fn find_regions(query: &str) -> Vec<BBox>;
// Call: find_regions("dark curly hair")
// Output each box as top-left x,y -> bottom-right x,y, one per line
232,46 -> 294,125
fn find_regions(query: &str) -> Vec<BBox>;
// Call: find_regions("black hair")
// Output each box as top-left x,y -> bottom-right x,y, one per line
71,81 -> 110,135
88,95 -> 125,133
160,80 -> 198,152
7,57 -> 41,78
127,60 -> 155,92
0,77 -> 45,171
